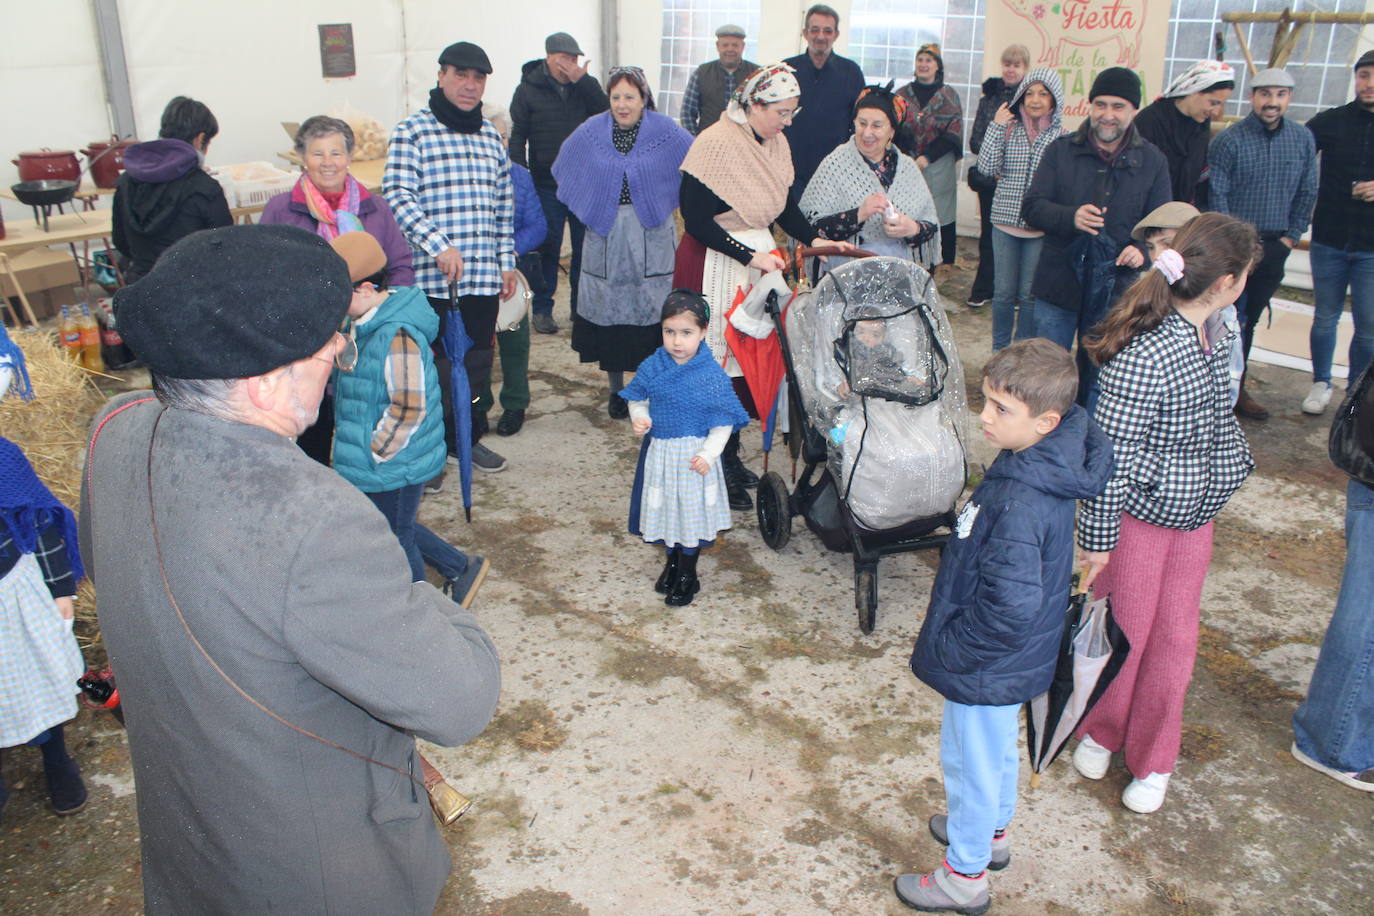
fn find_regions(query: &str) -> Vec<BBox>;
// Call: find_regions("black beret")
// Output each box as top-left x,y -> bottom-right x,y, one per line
114,224 -> 351,379
438,41 -> 492,74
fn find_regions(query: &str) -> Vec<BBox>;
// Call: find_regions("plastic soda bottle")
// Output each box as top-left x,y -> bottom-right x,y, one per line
77,303 -> 106,372
58,305 -> 82,359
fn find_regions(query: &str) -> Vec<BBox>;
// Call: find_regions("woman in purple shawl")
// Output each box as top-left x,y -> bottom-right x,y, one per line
553,67 -> 694,419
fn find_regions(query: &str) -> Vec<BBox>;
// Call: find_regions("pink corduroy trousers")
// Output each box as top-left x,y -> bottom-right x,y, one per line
1075,513 -> 1215,777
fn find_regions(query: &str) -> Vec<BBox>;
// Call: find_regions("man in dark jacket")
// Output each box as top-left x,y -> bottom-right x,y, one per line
966,44 -> 1029,307
1302,50 -> 1374,416
783,4 -> 865,204
111,96 -> 232,284
509,31 -> 609,334
898,339 -> 1113,915
1023,67 -> 1171,407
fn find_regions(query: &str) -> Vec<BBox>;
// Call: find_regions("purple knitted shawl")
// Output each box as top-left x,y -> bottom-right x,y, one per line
553,110 -> 693,237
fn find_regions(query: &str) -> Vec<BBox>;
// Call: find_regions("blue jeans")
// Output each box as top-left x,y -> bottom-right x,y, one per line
940,700 -> 1020,874
534,186 -> 585,318
366,485 -> 425,582
1033,298 -> 1102,413
415,524 -> 472,582
990,230 -> 1041,351
1309,242 -> 1374,385
1293,479 -> 1374,772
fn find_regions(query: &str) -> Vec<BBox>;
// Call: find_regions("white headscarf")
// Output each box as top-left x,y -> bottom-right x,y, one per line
726,62 -> 800,125
1163,60 -> 1235,99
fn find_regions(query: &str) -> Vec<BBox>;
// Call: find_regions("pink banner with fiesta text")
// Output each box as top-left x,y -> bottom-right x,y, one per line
983,0 -> 1170,126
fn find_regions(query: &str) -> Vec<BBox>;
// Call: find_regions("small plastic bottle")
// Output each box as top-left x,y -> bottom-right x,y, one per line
77,303 -> 106,372
58,305 -> 82,359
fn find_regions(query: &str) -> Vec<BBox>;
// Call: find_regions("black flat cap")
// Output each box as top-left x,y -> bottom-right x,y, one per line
439,41 -> 492,74
114,224 -> 351,379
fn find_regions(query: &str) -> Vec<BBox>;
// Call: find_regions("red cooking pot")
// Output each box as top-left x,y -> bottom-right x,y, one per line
82,136 -> 138,188
12,148 -> 81,183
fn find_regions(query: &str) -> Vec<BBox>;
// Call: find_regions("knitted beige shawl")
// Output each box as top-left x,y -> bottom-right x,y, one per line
680,115 -> 794,232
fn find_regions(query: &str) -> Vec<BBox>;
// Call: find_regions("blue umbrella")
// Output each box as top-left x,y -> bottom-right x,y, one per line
444,282 -> 475,521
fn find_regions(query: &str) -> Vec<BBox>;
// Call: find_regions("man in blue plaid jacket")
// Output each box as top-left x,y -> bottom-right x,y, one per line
385,41 -> 517,473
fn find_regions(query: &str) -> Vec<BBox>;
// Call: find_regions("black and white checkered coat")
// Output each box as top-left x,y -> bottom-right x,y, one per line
1078,311 -> 1254,552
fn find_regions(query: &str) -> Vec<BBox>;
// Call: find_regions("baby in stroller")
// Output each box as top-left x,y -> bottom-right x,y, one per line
792,257 -> 968,533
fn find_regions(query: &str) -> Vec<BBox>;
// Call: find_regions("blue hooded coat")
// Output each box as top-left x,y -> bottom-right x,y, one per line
911,404 -> 1114,707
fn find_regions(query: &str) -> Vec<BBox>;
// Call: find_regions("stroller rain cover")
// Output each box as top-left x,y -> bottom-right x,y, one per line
788,257 -> 968,531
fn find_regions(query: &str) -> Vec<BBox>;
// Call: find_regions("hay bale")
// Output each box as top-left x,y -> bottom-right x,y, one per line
1,328 -> 110,657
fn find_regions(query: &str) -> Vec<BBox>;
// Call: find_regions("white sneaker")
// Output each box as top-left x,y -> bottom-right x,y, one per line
1122,771 -> 1171,813
1301,382 -> 1334,415
1072,735 -> 1112,780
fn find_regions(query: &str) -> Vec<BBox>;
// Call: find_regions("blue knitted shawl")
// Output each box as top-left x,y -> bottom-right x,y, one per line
0,322 -> 34,401
0,437 -> 83,581
621,343 -> 749,439
553,110 -> 694,237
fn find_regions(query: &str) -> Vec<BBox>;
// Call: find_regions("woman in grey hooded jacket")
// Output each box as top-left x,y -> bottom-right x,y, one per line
976,68 -> 1066,351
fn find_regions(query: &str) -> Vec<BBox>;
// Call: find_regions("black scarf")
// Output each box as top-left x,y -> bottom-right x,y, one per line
428,87 -> 483,134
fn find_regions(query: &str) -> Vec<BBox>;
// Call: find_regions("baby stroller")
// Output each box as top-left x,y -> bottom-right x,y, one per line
755,253 -> 969,633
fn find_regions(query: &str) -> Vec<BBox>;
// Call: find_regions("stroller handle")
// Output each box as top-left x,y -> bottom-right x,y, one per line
790,245 -> 878,285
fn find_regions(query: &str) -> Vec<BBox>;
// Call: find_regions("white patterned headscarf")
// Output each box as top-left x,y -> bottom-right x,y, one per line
1162,60 -> 1235,98
726,62 -> 800,124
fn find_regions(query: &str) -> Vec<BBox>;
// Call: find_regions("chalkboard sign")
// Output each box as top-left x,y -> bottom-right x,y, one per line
319,23 -> 356,79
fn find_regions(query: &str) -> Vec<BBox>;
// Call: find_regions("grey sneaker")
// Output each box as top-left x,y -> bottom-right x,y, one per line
471,442 -> 507,473
532,312 -> 559,334
894,861 -> 989,915
1291,742 -> 1374,792
928,814 -> 1009,871
1301,381 -> 1334,415
423,471 -> 445,494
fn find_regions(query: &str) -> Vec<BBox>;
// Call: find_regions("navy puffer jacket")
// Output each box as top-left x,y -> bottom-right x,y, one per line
911,405 -> 1114,707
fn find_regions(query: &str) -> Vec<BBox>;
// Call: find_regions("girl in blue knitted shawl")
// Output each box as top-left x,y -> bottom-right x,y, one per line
623,290 -> 749,606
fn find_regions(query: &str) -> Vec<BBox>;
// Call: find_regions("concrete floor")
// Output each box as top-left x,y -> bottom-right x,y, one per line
1,254 -> 1369,914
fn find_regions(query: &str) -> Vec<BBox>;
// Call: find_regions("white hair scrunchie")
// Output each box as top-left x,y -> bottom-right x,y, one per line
1154,248 -> 1186,285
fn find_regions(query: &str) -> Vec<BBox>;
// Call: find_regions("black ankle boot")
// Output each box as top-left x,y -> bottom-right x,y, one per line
722,432 -> 758,489
665,552 -> 700,606
655,547 -> 681,594
39,726 -> 86,816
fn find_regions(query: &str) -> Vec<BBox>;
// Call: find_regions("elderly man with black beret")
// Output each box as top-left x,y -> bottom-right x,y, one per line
78,225 -> 501,914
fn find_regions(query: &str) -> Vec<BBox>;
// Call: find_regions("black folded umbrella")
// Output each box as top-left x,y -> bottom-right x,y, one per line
1026,591 -> 1131,787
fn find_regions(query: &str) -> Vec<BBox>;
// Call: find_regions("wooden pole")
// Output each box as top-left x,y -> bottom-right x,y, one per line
1221,11 -> 1374,24
1231,22 -> 1258,77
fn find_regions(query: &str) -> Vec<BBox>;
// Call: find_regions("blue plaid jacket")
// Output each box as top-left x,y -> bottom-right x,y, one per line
384,110 -> 514,298
1208,113 -> 1317,243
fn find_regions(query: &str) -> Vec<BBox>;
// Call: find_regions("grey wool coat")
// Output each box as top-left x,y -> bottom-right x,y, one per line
78,394 -> 501,915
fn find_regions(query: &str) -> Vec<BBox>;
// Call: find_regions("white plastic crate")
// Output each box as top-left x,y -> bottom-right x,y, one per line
212,161 -> 298,209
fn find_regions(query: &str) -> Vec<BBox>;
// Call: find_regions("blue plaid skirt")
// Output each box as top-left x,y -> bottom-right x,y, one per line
628,435 -> 732,548
1,554 -> 83,746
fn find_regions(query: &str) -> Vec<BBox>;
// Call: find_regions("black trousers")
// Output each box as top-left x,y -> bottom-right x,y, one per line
970,187 -> 996,301
427,294 -> 499,449
940,222 -> 958,266
1239,236 -> 1293,371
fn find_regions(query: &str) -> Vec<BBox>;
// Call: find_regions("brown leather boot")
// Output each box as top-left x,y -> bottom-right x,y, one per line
1234,386 -> 1270,421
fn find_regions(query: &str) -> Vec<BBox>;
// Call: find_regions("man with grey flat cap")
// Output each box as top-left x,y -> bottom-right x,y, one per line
79,224 -> 501,914
679,24 -> 759,135
1208,67 -> 1317,421
510,31 -> 609,334
386,39 -> 515,474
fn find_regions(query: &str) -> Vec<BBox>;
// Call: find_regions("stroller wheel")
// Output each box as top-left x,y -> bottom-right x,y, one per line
756,471 -> 792,550
855,567 -> 877,634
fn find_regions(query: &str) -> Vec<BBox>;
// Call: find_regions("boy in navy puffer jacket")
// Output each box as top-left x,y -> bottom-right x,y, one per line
895,339 -> 1113,914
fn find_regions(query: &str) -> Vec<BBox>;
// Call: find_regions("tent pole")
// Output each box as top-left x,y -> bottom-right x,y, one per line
601,0 -> 619,76
91,0 -> 136,139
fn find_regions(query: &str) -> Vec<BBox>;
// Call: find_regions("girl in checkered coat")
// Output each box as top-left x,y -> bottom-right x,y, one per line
1070,212 -> 1259,813
623,291 -> 749,607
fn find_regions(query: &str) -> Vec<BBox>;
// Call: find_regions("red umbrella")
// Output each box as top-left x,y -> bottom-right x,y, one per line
725,278 -> 792,452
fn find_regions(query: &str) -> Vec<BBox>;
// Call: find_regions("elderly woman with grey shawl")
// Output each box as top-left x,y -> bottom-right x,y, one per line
553,67 -> 693,419
800,83 -> 940,276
